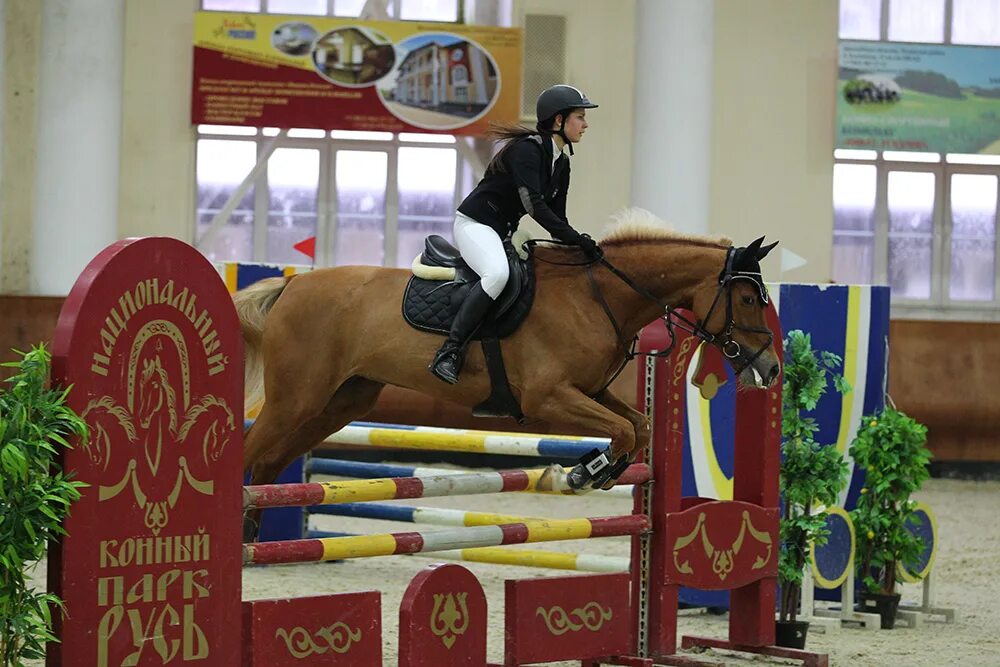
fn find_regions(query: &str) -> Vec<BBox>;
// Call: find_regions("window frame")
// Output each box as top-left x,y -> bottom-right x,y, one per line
836,0 -> 1000,319
194,127 -> 471,268
835,152 -> 1000,320
198,0 -> 468,23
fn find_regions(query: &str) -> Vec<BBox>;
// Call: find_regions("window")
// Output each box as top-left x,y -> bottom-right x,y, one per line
887,0 -> 945,42
839,0 -> 881,40
887,170 -> 936,300
196,139 -> 257,261
334,150 -> 388,266
949,174 -> 997,300
396,147 -> 457,266
952,0 -> 1000,45
267,148 -> 320,264
195,129 -> 471,268
835,0 -> 1000,317
201,0 -> 459,21
832,163 -> 877,284
195,0 -> 508,267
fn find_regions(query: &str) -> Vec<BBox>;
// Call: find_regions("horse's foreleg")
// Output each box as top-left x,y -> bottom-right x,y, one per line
523,385 -> 637,491
595,389 -> 650,462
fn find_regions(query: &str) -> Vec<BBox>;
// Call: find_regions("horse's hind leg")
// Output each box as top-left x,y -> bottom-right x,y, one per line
242,376 -> 385,541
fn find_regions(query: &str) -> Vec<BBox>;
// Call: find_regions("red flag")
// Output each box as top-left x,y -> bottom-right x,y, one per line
293,236 -> 316,259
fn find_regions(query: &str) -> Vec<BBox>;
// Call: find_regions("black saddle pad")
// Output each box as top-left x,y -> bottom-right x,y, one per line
402,246 -> 535,340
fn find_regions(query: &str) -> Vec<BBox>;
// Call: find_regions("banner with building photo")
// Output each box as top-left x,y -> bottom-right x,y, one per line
192,12 -> 522,135
837,40 -> 1000,154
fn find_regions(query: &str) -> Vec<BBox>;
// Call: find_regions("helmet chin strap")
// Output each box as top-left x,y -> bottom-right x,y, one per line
554,121 -> 574,156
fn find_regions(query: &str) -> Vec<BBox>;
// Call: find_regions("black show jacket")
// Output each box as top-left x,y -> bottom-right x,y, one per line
457,134 -> 584,244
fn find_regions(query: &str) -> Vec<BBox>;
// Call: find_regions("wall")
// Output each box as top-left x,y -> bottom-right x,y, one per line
512,0 -> 636,238
0,0 -> 40,293
117,0 -> 198,241
709,0 -> 838,284
890,320 -> 1000,462
0,296 -> 64,379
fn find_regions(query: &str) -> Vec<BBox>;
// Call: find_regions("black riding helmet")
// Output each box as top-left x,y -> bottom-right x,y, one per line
535,84 -> 598,155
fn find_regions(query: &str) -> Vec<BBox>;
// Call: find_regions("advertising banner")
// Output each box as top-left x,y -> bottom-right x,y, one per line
838,40 -> 1000,153
192,12 -> 522,135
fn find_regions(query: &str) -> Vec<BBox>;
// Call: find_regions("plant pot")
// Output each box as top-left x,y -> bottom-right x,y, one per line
859,591 -> 901,629
774,620 -> 809,649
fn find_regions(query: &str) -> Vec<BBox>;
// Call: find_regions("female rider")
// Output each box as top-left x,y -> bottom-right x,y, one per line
429,84 -> 602,384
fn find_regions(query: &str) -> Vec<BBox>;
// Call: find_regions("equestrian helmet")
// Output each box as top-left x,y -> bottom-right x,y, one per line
536,84 -> 598,123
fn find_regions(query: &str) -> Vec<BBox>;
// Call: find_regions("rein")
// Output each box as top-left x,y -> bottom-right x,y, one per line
524,238 -> 774,393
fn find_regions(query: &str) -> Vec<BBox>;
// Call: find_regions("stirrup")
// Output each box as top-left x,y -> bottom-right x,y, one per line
429,349 -> 461,385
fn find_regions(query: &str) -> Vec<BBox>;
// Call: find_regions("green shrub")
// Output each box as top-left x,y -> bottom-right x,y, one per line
778,330 -> 851,623
849,405 -> 931,595
0,346 -> 87,665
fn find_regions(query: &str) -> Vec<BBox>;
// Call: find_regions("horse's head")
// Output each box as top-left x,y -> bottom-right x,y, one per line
691,236 -> 781,389
138,356 -> 168,428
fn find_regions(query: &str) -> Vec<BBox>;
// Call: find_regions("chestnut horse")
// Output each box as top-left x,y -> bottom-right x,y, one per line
236,211 -> 781,533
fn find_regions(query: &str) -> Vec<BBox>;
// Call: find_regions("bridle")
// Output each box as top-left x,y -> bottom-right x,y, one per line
526,240 -> 775,393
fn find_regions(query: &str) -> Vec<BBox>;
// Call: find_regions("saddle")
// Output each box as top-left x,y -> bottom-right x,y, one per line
402,235 -> 535,421
402,236 -> 534,338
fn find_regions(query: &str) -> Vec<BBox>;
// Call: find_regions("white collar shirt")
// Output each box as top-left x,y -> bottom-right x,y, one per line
551,137 -> 565,173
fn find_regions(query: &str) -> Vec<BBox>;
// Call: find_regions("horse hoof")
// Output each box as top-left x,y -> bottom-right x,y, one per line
536,464 -> 566,492
566,464 -> 591,490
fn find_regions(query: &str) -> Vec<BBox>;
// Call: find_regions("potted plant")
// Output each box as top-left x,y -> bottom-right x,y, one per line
776,330 -> 851,649
848,402 -> 931,629
0,346 -> 87,665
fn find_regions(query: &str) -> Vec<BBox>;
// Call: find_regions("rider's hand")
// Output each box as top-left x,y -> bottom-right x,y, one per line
578,233 -> 602,260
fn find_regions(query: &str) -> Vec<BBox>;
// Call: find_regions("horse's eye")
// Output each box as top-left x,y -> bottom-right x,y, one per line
742,295 -> 755,307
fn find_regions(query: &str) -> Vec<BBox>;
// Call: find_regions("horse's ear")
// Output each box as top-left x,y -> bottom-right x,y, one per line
745,236 -> 765,254
756,239 -> 779,260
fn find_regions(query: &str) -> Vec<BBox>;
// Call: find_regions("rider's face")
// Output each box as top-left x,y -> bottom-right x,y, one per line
556,109 -> 589,143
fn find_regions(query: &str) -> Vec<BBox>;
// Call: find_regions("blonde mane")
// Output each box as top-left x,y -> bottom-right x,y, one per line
599,207 -> 731,247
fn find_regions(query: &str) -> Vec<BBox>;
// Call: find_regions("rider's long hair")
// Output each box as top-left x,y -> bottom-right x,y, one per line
484,118 -> 557,176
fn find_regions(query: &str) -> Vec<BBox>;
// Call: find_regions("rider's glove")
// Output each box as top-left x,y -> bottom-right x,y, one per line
578,233 -> 602,260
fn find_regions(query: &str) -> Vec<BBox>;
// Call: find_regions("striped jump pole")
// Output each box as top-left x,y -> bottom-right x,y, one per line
310,502 -> 545,526
244,464 -> 650,510
244,419 -> 613,458
244,514 -> 649,565
307,458 -> 635,498
308,530 -> 630,573
324,421 -> 611,457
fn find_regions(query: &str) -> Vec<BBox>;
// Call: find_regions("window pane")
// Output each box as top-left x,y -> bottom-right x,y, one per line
335,151 -> 387,266
196,140 -> 256,261
197,212 -> 254,261
267,0 -> 326,14
198,124 -> 257,136
202,0 -> 261,10
952,0 -> 1000,45
333,0 -> 369,17
399,132 -> 457,143
331,130 -> 395,140
839,0 -> 881,40
397,147 -> 456,266
888,171 -> 936,299
950,174 -> 997,301
268,148 -> 319,264
833,164 -> 877,283
287,128 -> 328,138
400,0 -> 458,22
888,0 -> 945,42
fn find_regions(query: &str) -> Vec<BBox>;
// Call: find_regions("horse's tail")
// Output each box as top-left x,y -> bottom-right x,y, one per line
232,276 -> 291,416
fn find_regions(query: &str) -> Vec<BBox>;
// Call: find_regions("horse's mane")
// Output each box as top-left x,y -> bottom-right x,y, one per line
599,208 -> 732,248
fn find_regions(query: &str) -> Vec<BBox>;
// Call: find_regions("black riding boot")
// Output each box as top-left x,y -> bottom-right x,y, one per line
429,283 -> 494,384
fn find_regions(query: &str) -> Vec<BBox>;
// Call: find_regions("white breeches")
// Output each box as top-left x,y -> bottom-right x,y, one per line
454,213 -> 509,299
